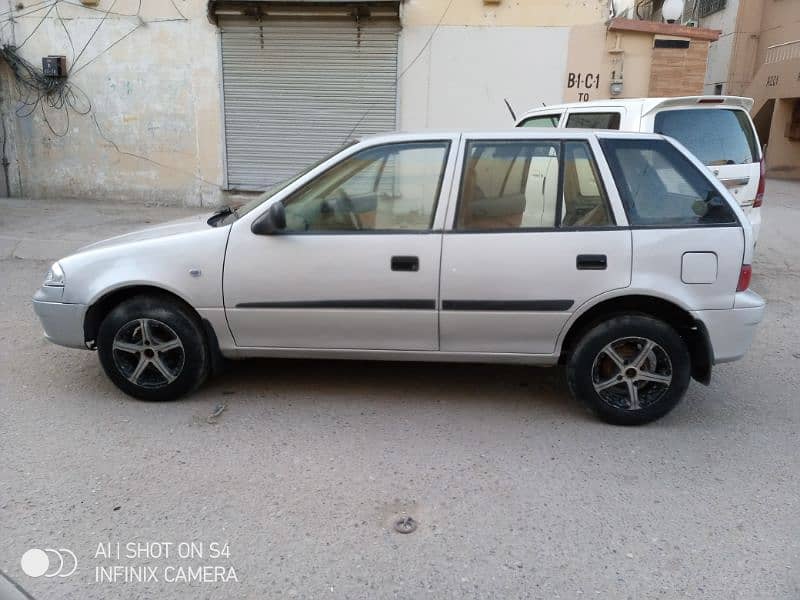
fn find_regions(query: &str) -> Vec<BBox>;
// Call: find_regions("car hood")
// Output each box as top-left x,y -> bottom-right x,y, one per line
76,213 -> 215,253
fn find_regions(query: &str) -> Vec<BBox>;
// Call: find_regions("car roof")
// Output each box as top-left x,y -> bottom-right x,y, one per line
516,96 -> 755,121
358,130 -> 666,145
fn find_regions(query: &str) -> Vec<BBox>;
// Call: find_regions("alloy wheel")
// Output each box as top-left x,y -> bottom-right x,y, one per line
591,336 -> 673,411
111,318 -> 185,388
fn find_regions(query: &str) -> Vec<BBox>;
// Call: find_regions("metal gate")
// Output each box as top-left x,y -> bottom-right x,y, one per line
219,11 -> 400,190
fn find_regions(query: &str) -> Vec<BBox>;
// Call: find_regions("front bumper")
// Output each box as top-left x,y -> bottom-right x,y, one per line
33,289 -> 87,349
692,290 -> 766,364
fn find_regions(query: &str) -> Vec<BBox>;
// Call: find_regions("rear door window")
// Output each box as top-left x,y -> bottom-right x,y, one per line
653,108 -> 759,166
565,112 -> 621,130
600,138 -> 738,227
456,139 -> 613,230
518,113 -> 562,128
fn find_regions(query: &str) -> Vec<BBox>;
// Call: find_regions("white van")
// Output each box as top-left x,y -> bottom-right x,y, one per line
516,97 -> 765,240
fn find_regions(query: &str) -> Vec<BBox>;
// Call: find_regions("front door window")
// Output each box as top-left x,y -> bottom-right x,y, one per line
282,142 -> 451,232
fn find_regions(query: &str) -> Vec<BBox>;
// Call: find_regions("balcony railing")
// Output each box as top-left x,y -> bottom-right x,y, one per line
697,0 -> 726,18
766,40 -> 800,64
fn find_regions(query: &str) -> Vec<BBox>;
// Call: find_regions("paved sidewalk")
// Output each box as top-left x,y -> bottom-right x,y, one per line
0,197 -> 204,261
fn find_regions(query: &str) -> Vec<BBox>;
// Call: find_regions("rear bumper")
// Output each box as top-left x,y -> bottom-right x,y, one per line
692,291 -> 765,364
32,297 -> 88,350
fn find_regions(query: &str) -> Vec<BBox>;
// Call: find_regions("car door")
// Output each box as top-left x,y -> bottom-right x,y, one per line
438,134 -> 632,355
223,138 -> 456,350
598,135 -> 746,311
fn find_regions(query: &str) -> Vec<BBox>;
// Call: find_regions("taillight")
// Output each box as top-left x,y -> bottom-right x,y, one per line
737,265 -> 752,292
754,157 -> 766,208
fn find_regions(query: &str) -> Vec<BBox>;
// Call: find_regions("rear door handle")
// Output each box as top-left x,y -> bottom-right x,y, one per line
576,254 -> 607,270
391,256 -> 419,272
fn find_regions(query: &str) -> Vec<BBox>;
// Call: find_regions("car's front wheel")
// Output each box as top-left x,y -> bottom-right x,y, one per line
97,295 -> 209,401
566,315 -> 691,425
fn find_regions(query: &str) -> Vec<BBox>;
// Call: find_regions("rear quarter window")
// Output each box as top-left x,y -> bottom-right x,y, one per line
565,112 -> 621,130
600,138 -> 739,227
653,108 -> 759,166
518,114 -> 561,128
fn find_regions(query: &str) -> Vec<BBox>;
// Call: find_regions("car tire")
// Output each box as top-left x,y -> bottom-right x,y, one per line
97,294 -> 209,401
566,315 -> 691,426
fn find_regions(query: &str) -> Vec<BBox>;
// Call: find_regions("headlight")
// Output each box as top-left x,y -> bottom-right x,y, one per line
43,262 -> 65,287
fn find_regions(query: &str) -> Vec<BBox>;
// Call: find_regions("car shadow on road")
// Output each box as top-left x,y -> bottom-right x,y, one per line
196,357 -> 591,421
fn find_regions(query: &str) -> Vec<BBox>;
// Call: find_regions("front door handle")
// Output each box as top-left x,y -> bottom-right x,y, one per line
576,254 -> 607,270
391,256 -> 419,272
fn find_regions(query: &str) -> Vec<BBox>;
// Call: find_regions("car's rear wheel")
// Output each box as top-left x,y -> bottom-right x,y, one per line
97,295 -> 209,401
566,315 -> 691,425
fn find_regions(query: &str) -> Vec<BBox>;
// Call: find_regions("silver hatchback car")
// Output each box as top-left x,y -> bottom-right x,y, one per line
33,131 -> 765,425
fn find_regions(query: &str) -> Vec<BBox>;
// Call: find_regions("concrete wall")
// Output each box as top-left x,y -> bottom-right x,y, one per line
397,0 -> 609,128
698,0 -> 739,93
1,0 -> 223,205
1,0 -> 614,205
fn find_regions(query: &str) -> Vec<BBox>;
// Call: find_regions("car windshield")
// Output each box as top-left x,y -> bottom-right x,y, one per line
654,108 -> 759,166
230,140 -> 359,220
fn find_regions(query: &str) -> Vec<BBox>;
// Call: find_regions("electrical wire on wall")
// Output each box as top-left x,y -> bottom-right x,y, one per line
0,44 -> 91,136
0,0 -> 224,191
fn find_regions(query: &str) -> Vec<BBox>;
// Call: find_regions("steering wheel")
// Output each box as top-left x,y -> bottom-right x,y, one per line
337,189 -> 362,230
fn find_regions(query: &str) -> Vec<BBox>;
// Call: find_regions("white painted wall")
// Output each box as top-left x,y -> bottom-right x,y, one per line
398,26 -> 570,130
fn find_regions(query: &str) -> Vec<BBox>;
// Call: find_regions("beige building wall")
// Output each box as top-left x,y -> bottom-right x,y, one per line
562,20 -> 718,102
563,25 -> 654,102
400,0 -> 609,27
725,0 -> 800,178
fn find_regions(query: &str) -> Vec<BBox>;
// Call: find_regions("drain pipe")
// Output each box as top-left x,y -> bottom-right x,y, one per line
0,77 -> 12,197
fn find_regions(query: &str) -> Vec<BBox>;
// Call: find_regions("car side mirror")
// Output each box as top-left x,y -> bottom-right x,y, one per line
251,202 -> 286,235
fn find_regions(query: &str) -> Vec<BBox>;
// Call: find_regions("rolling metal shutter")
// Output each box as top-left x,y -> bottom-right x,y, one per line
219,12 -> 400,190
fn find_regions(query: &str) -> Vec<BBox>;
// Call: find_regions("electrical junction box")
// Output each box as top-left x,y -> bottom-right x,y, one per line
42,55 -> 67,78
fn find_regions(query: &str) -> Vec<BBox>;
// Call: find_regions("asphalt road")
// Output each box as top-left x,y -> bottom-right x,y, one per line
1,186 -> 798,599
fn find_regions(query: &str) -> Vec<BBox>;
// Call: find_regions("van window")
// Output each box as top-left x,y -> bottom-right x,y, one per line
565,112 -> 621,130
654,108 -> 759,165
519,114 -> 561,128
600,138 -> 738,227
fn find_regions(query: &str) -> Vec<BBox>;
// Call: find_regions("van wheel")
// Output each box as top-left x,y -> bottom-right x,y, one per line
566,315 -> 691,425
97,295 -> 209,401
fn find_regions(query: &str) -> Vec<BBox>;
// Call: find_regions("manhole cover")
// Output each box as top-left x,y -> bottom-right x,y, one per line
393,516 -> 417,534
